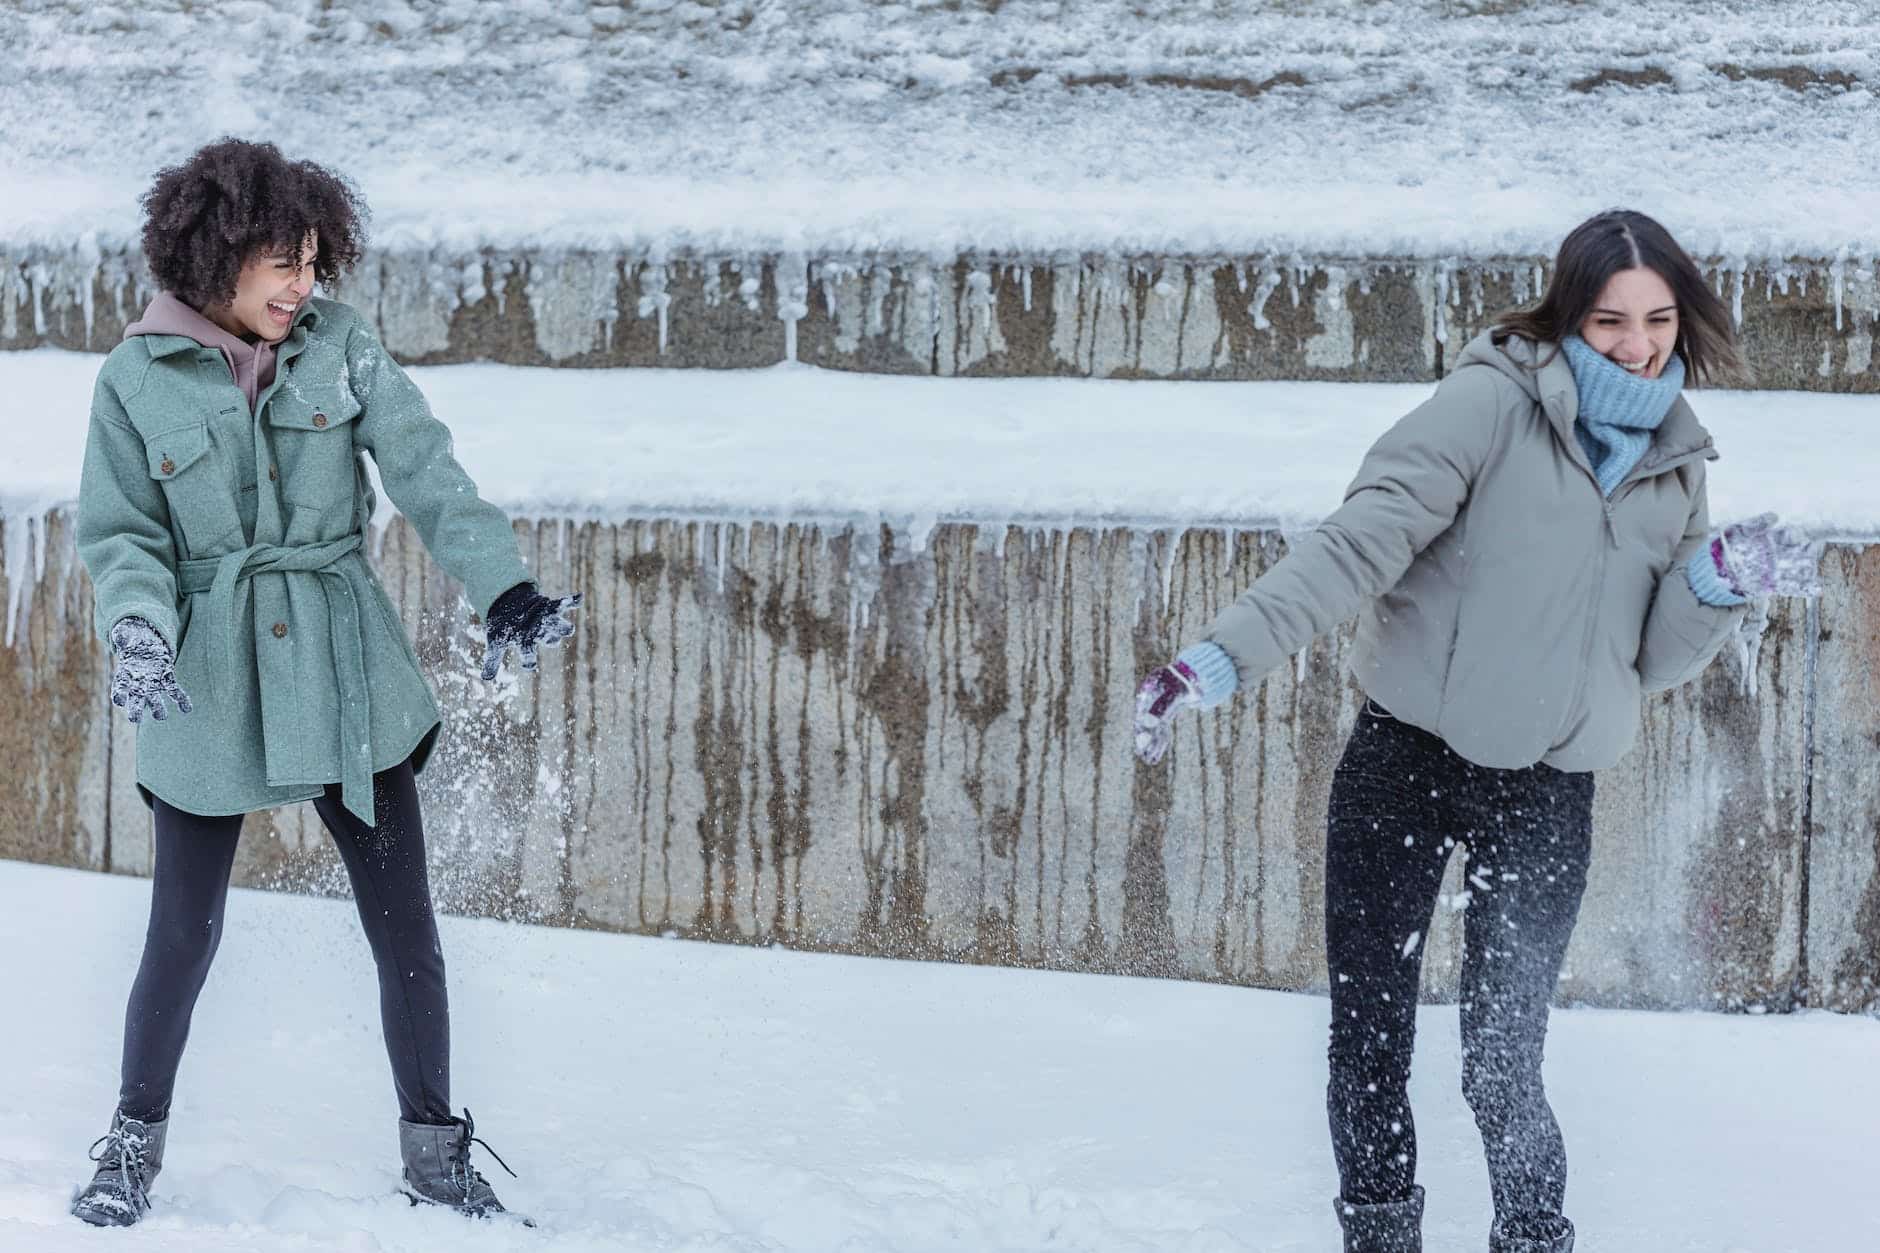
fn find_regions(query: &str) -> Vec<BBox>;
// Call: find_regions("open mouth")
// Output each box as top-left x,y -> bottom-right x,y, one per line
1612,354 -> 1654,377
266,299 -> 298,326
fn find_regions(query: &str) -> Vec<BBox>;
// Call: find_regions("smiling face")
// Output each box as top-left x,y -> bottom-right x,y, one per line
1579,266 -> 1680,380
205,231 -> 318,342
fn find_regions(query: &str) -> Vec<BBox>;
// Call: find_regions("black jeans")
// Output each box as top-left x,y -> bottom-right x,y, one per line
119,759 -> 452,1125
1325,701 -> 1594,1234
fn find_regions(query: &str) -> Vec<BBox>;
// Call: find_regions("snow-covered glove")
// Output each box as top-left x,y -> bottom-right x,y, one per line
1709,514 -> 1824,599
1133,660 -> 1202,765
478,582 -> 582,681
108,616 -> 192,724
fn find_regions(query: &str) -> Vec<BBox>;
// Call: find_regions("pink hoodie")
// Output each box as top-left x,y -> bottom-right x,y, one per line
123,292 -> 279,413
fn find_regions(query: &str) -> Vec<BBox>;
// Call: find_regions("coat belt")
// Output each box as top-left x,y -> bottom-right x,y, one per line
176,535 -> 376,825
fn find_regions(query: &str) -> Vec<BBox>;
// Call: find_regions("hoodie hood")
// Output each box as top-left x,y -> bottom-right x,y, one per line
123,292 -> 278,413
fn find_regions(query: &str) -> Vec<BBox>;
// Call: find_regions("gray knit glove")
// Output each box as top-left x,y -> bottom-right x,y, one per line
108,616 -> 193,724
478,582 -> 582,681
1710,513 -> 1824,599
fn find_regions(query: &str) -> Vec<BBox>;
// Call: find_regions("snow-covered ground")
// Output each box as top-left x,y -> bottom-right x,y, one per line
3,1 -> 1877,259
2,858 -> 1876,1252
7,347 -> 1879,536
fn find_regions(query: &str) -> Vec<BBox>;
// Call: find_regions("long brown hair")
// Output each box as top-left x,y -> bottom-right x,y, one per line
1494,209 -> 1744,386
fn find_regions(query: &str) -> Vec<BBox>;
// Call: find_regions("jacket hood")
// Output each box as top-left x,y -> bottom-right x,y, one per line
123,292 -> 282,412
124,292 -> 259,356
1450,329 -> 1716,470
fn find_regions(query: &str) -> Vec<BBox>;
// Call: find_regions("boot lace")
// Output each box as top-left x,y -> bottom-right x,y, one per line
446,1108 -> 517,1200
87,1119 -> 154,1213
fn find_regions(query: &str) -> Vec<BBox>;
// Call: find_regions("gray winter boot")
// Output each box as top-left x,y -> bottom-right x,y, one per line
1490,1214 -> 1575,1252
398,1109 -> 532,1226
1333,1185 -> 1424,1253
70,1111 -> 168,1227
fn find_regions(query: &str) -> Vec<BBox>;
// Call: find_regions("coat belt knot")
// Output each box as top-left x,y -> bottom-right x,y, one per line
176,535 -> 377,824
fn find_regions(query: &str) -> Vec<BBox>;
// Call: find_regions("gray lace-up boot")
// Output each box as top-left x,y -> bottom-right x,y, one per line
1333,1185 -> 1425,1253
399,1109 -> 533,1226
70,1111 -> 168,1227
1491,1214 -> 1576,1252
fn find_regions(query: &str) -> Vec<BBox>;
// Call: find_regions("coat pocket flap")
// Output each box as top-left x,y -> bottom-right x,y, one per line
144,423 -> 211,480
267,392 -> 362,432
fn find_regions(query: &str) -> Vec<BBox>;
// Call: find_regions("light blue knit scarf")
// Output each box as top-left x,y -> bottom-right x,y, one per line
1560,335 -> 1687,497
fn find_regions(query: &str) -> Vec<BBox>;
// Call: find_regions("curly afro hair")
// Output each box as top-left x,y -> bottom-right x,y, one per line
140,138 -> 369,310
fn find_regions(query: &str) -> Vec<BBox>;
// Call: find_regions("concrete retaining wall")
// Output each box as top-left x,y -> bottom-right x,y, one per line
3,507 -> 1872,1012
6,246 -> 1878,390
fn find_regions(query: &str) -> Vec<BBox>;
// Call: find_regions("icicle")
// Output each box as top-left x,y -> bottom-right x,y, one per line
1730,265 -> 1744,330
1158,528 -> 1185,612
459,256 -> 488,306
637,263 -> 672,355
1734,599 -> 1770,698
716,522 -> 729,594
76,233 -> 101,347
1432,264 -> 1451,347
965,268 -> 993,338
777,256 -> 809,364
1248,268 -> 1282,331
1021,267 -> 1033,312
1831,253 -> 1846,333
1221,526 -> 1239,576
904,513 -> 939,557
3,511 -> 39,648
28,262 -> 51,337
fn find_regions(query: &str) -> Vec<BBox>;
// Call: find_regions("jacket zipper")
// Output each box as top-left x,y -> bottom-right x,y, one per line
1558,444 -> 1713,743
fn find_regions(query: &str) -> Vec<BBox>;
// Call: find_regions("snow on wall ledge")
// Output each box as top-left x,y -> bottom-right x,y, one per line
7,245 -> 1876,390
4,507 -> 1876,1015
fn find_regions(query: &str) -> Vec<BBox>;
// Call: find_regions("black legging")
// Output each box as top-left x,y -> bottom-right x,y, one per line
119,759 -> 451,1125
1325,702 -> 1594,1235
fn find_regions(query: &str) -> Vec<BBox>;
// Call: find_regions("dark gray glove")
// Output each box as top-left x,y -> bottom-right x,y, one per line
108,616 -> 193,724
478,582 -> 581,681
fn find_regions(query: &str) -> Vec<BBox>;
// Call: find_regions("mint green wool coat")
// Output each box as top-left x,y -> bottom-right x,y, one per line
76,298 -> 532,824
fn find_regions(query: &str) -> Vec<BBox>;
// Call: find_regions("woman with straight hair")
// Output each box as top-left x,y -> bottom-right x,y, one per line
71,138 -> 579,1228
1131,209 -> 1823,1253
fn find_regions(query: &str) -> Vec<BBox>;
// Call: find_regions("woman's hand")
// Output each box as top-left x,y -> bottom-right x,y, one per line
108,616 -> 192,723
1709,514 -> 1824,599
479,583 -> 582,681
1133,660 -> 1202,765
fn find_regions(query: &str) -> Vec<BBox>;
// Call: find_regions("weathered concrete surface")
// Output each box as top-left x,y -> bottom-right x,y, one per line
7,246 -> 1878,391
1808,544 -> 1880,1012
0,509 -> 1867,1011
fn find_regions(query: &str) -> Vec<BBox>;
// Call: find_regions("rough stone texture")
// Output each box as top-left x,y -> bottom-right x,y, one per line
8,246 -> 1878,391
1808,544 -> 1880,1012
5,508 -> 1870,1011
0,509 -> 109,873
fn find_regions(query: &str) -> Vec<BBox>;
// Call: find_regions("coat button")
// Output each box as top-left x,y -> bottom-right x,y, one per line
159,458 -> 175,475
268,465 -> 278,481
312,413 -> 327,428
272,622 -> 289,639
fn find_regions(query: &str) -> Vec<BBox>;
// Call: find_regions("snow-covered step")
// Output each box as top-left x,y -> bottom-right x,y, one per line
6,247 -> 1878,391
6,353 -> 1878,1012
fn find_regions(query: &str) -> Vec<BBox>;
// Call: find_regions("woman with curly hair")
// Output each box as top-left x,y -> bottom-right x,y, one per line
1132,209 -> 1823,1252
71,138 -> 577,1228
